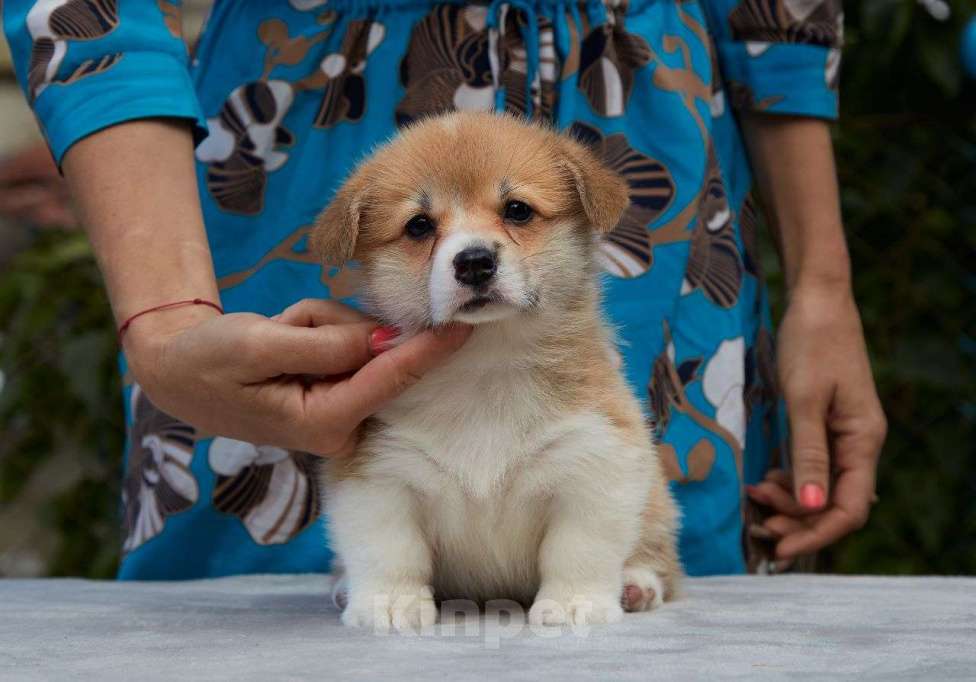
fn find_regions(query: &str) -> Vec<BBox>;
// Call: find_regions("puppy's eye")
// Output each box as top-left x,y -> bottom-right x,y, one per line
503,200 -> 534,224
405,214 -> 436,239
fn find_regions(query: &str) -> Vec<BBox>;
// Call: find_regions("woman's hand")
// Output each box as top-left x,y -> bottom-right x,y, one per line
747,285 -> 886,561
58,121 -> 473,456
124,298 -> 471,456
740,113 -> 887,560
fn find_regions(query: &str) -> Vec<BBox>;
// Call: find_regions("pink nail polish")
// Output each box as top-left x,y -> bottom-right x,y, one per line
369,326 -> 400,354
799,483 -> 826,509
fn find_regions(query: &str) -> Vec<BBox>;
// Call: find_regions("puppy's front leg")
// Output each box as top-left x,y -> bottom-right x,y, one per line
529,442 -> 648,627
327,477 -> 436,631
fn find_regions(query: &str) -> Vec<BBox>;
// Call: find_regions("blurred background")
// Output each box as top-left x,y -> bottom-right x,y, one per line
0,1 -> 974,579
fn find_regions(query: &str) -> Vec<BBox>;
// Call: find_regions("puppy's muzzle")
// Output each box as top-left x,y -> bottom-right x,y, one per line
453,247 -> 497,287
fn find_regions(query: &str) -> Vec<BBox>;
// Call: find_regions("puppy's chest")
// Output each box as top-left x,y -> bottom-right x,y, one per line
379,366 -> 560,494
373,394 -> 568,601
420,483 -> 548,603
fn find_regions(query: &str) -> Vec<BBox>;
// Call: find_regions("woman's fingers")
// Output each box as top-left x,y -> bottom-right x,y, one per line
254,323 -> 471,455
763,514 -> 808,539
767,466 -> 874,559
774,505 -> 864,558
318,324 -> 472,426
763,468 -> 792,488
746,479 -> 809,517
771,365 -> 885,558
275,298 -> 369,326
250,319 -> 379,377
784,382 -> 832,511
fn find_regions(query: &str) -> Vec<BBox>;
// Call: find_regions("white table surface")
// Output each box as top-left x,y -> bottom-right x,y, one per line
2,574 -> 974,680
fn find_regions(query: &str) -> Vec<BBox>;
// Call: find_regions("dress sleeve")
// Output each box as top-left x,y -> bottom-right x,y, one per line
3,1 -> 208,164
700,0 -> 843,120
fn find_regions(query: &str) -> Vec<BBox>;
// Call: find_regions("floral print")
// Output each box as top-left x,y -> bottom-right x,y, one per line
683,146 -> 744,308
196,80 -> 297,215
570,122 -> 676,278
312,21 -> 385,128
209,438 -> 321,546
721,0 -> 844,107
196,16 -> 386,214
396,6 -> 494,126
728,0 -> 843,47
122,385 -> 198,555
703,337 -> 747,453
25,0 -> 121,102
496,10 -> 559,119
4,0 -> 840,578
573,2 -> 651,117
648,323 -> 700,436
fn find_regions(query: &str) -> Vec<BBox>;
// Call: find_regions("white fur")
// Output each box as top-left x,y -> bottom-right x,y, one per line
622,566 -> 665,610
321,117 -> 676,631
428,229 -> 530,325
325,317 -> 656,630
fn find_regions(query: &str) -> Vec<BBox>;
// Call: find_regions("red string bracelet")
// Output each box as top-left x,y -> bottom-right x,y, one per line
117,298 -> 224,344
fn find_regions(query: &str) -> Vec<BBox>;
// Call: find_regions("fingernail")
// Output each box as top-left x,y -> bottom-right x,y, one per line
799,483 -> 826,510
369,326 -> 400,354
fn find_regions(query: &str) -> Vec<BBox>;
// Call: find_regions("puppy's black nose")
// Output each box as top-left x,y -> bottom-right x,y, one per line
453,247 -> 497,287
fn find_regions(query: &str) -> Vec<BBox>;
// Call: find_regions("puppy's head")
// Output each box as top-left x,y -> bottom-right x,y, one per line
312,112 -> 629,332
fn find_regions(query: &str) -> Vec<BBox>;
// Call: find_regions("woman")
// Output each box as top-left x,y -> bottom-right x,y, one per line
2,0 -> 885,579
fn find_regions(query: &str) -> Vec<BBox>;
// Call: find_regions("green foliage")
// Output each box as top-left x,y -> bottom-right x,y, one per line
0,230 -> 122,578
0,1 -> 973,578
809,0 -> 976,574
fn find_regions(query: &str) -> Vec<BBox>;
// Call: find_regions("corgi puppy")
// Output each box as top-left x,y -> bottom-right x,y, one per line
313,112 -> 680,630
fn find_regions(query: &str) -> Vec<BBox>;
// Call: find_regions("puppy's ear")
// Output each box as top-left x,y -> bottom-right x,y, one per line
312,169 -> 369,266
558,137 -> 630,234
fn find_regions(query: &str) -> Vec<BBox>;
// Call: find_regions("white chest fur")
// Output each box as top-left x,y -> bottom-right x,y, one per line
323,325 -> 655,619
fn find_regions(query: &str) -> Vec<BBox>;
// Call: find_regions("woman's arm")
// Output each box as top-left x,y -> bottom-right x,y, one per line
2,0 -> 468,456
61,119 -> 470,455
63,120 -> 220,329
740,114 -> 888,559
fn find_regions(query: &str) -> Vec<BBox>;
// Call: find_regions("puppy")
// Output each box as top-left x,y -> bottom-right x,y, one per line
313,112 -> 680,630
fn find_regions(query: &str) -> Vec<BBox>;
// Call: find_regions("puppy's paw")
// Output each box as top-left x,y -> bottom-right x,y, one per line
529,586 -> 623,626
341,584 -> 438,632
621,566 -> 665,612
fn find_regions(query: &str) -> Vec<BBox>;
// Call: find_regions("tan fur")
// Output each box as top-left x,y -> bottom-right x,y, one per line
313,112 -> 680,627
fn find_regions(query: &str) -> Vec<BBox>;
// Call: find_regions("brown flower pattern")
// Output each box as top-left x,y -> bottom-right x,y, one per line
196,80 -> 296,215
574,1 -> 651,117
25,0 -> 121,102
570,122 -> 676,278
122,385 -> 199,554
683,145 -> 744,308
209,438 -> 321,546
311,21 -> 385,128
728,0 -> 843,47
396,6 -> 494,126
197,17 -> 386,214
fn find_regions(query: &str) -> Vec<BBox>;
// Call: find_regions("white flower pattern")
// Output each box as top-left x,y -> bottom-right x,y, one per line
122,385 -> 199,554
208,437 -> 320,546
702,337 -> 747,451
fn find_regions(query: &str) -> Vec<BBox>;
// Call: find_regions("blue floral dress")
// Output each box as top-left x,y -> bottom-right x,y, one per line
3,0 -> 842,579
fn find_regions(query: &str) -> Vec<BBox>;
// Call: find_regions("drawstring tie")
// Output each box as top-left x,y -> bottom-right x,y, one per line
486,0 -> 541,118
